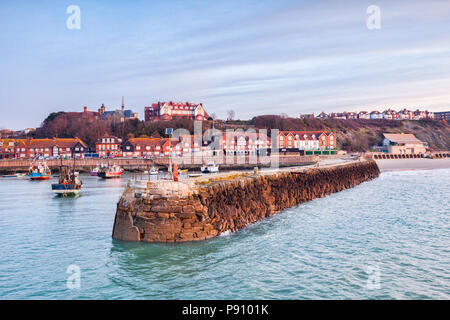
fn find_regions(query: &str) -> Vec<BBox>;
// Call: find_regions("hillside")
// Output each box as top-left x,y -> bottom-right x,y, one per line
30,112 -> 449,152
250,116 -> 450,152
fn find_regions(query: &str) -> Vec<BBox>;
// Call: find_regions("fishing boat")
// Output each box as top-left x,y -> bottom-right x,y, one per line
97,164 -> 124,179
28,160 -> 51,180
201,162 -> 219,173
51,165 -> 82,196
150,166 -> 159,175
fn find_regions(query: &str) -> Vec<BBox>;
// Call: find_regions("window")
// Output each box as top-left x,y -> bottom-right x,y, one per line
126,146 -> 130,150
66,148 -> 70,151
136,146 -> 141,150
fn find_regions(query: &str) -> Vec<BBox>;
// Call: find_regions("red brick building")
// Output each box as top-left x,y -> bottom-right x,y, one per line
96,136 -> 122,157
121,138 -> 178,158
0,138 -> 88,159
145,101 -> 210,122
278,131 -> 336,151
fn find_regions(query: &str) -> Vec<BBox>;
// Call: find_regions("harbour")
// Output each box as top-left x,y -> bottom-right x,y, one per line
0,160 -> 449,299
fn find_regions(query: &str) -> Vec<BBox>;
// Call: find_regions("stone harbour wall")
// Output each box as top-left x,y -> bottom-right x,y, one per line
112,160 -> 380,242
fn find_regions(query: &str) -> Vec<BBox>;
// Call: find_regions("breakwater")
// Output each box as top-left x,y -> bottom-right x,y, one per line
112,160 -> 380,242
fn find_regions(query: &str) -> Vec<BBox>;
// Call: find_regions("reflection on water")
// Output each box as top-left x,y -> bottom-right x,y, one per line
0,170 -> 449,299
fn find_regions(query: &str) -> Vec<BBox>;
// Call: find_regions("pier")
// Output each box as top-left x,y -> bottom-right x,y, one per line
112,160 -> 380,242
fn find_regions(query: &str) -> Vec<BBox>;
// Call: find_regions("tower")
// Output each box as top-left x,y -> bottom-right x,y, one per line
121,96 -> 125,112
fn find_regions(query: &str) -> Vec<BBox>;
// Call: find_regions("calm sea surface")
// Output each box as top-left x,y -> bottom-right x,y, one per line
0,169 -> 449,299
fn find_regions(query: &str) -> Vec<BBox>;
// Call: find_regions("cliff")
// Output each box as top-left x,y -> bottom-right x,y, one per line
112,160 -> 380,242
250,116 -> 450,152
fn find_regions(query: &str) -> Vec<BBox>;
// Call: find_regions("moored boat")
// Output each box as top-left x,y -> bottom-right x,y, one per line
201,162 -> 219,173
28,161 -> 51,180
98,164 -> 124,179
150,166 -> 159,175
51,165 -> 82,196
90,166 -> 100,176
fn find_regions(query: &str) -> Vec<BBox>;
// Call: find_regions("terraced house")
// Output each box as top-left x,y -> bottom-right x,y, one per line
0,138 -> 88,159
96,136 -> 123,157
121,138 -> 177,158
277,131 -> 337,154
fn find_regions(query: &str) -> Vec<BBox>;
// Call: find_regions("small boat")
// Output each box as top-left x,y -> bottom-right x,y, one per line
28,161 -> 51,180
52,165 -> 82,196
150,166 -> 159,175
2,174 -> 16,178
90,166 -> 100,176
98,164 -> 124,179
188,173 -> 202,178
15,173 -> 26,178
201,162 -> 219,173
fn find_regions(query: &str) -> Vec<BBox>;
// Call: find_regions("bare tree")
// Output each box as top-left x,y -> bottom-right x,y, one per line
227,110 -> 235,121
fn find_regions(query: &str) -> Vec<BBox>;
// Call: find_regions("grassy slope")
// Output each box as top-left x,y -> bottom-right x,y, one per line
244,116 -> 450,152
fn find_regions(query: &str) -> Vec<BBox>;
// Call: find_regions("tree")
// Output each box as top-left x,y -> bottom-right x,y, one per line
227,110 -> 235,121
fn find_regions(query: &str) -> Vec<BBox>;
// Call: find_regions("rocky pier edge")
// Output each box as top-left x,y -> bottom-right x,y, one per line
112,160 -> 380,243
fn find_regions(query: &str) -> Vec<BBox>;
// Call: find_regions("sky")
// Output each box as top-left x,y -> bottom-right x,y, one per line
1,0 -> 450,129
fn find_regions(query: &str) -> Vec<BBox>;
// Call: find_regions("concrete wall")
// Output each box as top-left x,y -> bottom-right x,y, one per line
112,160 -> 380,243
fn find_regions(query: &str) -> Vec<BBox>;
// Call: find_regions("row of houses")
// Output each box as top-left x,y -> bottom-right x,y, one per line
0,138 -> 88,159
314,109 -> 436,120
97,131 -> 336,158
1,130 -> 337,160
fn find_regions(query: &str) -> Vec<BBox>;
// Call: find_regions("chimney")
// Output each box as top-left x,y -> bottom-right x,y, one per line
121,96 -> 125,112
83,106 -> 87,112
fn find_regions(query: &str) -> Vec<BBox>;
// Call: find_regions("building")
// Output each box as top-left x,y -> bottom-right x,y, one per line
299,113 -> 315,119
370,111 -> 383,119
382,133 -> 427,155
145,101 -> 210,122
96,136 -> 123,157
382,109 -> 399,120
316,112 -> 329,119
278,131 -> 336,151
358,111 -> 370,119
0,138 -> 88,159
329,112 -> 346,119
99,97 -> 138,121
434,111 -> 450,121
121,138 -> 177,158
398,109 -> 413,120
344,112 -> 358,119
0,139 -> 25,159
221,131 -> 271,156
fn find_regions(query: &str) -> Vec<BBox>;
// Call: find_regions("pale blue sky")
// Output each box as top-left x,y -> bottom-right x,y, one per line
1,0 -> 450,129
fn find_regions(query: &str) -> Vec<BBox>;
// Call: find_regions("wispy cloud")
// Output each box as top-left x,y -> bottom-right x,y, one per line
0,0 -> 449,128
